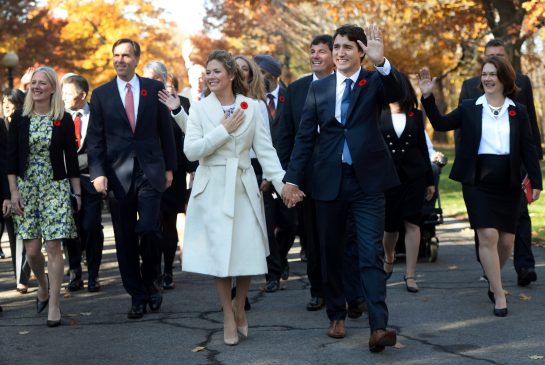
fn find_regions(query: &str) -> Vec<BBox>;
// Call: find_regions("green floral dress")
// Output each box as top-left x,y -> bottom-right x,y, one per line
14,115 -> 77,240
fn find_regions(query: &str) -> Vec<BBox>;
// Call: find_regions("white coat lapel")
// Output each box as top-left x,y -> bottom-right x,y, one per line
202,93 -> 226,129
230,94 -> 252,137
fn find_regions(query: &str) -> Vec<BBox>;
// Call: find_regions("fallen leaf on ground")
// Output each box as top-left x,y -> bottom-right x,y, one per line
519,293 -> 532,301
528,355 -> 544,360
63,292 -> 72,298
394,342 -> 406,349
68,319 -> 77,326
80,312 -> 92,316
192,346 -> 206,352
448,265 -> 458,270
18,331 -> 30,335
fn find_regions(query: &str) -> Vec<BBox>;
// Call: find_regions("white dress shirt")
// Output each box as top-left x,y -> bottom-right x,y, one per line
476,95 -> 514,155
391,113 -> 406,138
116,74 -> 140,124
267,84 -> 280,109
68,102 -> 91,147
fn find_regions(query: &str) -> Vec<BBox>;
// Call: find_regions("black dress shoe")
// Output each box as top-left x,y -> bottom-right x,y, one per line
281,264 -> 290,280
148,293 -> 163,312
162,274 -> 175,290
0,250 -> 5,259
306,296 -> 325,311
404,275 -> 419,293
36,298 -> 49,314
517,268 -> 537,287
494,307 -> 508,317
87,279 -> 101,293
263,280 -> 280,293
66,277 -> 84,292
0,304 -> 3,312
46,319 -> 61,327
347,299 -> 368,319
127,304 -> 146,319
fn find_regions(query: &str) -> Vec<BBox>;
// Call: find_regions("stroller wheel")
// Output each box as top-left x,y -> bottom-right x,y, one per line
428,240 -> 439,263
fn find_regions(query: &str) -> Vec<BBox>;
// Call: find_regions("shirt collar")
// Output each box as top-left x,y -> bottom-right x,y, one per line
475,95 -> 515,108
336,68 -> 361,87
116,74 -> 139,90
268,84 -> 280,99
68,102 -> 90,117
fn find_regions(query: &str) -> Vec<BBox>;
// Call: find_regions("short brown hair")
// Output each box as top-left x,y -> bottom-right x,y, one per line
112,38 -> 141,58
479,55 -> 519,98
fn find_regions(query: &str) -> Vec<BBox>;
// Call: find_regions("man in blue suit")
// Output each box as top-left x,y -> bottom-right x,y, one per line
87,38 -> 177,319
282,24 -> 402,352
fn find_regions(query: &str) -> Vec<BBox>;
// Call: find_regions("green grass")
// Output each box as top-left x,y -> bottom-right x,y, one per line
437,147 -> 545,243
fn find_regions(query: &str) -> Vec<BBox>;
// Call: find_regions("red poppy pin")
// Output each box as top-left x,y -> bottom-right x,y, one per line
408,111 -> 415,117
508,110 -> 516,117
358,79 -> 367,87
141,89 -> 148,97
53,120 -> 61,127
240,101 -> 248,110
278,95 -> 285,103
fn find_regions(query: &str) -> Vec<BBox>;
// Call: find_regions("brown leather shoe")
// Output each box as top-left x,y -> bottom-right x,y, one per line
368,329 -> 396,353
326,320 -> 346,339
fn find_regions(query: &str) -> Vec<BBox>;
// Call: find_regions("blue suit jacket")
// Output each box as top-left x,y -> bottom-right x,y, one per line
87,76 -> 177,198
284,67 -> 403,200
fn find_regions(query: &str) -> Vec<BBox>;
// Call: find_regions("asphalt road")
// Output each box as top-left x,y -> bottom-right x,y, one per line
0,215 -> 544,365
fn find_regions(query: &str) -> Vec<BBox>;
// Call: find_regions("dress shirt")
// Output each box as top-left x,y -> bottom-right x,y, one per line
116,75 -> 140,124
391,113 -> 406,138
267,84 -> 280,109
68,102 -> 91,145
476,95 -> 514,155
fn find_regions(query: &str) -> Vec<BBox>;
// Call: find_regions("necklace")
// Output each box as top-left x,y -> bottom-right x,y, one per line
489,105 -> 502,117
33,111 -> 50,117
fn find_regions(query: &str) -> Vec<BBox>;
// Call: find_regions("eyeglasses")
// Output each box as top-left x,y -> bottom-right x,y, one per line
481,72 -> 498,78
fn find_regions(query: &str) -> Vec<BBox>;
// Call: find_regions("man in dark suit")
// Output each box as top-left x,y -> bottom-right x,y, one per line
458,39 -> 542,287
87,39 -> 177,319
61,75 -> 104,293
277,35 -> 335,311
253,54 -> 298,292
282,24 -> 402,352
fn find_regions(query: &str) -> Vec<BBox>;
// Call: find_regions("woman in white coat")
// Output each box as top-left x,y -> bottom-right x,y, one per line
183,50 -> 285,345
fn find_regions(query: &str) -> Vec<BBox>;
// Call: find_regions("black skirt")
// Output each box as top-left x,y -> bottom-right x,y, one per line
463,154 -> 520,233
384,175 -> 426,232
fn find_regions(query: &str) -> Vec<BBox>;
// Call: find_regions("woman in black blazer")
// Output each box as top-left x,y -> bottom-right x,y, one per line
418,56 -> 542,317
380,72 -> 434,293
7,66 -> 80,327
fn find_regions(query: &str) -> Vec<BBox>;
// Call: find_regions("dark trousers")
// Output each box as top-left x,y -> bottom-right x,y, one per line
343,211 -> 365,305
64,176 -> 104,280
315,165 -> 387,332
263,190 -> 298,281
160,209 -> 179,275
300,196 -> 323,298
1,217 -> 30,285
474,192 -> 535,272
109,164 -> 163,306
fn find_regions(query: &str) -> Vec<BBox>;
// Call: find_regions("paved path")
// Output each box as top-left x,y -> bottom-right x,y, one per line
0,215 -> 544,365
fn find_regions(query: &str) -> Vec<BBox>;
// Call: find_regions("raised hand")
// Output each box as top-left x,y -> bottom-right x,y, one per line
416,67 -> 436,98
222,108 -> 245,134
158,89 -> 181,111
359,24 -> 384,66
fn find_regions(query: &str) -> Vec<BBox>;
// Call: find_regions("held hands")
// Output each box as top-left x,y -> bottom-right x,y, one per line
10,190 -> 24,216
281,184 -> 306,208
359,25 -> 385,66
158,89 -> 181,111
222,109 -> 245,134
2,199 -> 10,217
425,185 -> 436,201
416,67 -> 436,98
93,176 -> 108,196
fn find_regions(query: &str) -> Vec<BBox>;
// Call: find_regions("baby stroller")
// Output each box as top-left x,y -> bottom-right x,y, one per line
395,155 -> 447,262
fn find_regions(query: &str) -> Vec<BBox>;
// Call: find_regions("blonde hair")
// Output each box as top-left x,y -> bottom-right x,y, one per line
235,55 -> 266,101
22,66 -> 64,120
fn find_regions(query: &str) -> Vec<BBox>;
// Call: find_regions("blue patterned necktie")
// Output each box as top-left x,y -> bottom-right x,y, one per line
341,78 -> 353,164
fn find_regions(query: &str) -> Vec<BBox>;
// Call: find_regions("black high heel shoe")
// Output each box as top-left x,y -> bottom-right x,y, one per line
36,274 -> 50,314
493,307 -> 508,317
404,275 -> 419,293
46,319 -> 61,327
487,281 -> 495,304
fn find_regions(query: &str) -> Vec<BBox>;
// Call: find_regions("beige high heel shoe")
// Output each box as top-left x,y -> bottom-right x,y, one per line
224,315 -> 239,346
232,300 -> 248,338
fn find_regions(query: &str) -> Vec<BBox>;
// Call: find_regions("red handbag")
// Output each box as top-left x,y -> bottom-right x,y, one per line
522,174 -> 533,204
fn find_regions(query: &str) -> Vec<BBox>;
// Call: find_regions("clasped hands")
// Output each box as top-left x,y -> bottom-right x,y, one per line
281,184 -> 306,208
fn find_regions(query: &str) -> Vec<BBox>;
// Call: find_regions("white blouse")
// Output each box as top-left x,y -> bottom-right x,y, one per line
476,95 -> 514,155
391,113 -> 406,138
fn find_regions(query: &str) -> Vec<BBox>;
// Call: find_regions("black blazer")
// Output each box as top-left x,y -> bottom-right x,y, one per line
87,76 -> 177,198
162,95 -> 191,214
0,119 -> 10,199
7,111 -> 79,180
285,67 -> 403,200
380,109 -> 433,186
268,85 -> 288,154
422,94 -> 542,190
459,74 -> 542,159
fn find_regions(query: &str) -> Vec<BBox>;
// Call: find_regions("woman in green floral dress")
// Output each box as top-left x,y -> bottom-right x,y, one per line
7,66 -> 81,327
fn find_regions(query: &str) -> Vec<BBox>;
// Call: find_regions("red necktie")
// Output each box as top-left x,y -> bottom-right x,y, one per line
125,83 -> 136,132
267,94 -> 276,119
74,112 -> 82,148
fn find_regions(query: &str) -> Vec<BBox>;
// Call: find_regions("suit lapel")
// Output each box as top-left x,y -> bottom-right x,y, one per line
135,76 -> 146,132
472,103 -> 483,153
108,78 -> 131,128
270,87 -> 286,128
324,75 -> 337,122
346,68 -> 367,122
508,104 -> 518,155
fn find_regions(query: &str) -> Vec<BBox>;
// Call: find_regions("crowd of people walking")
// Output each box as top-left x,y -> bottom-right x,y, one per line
0,24 -> 542,354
